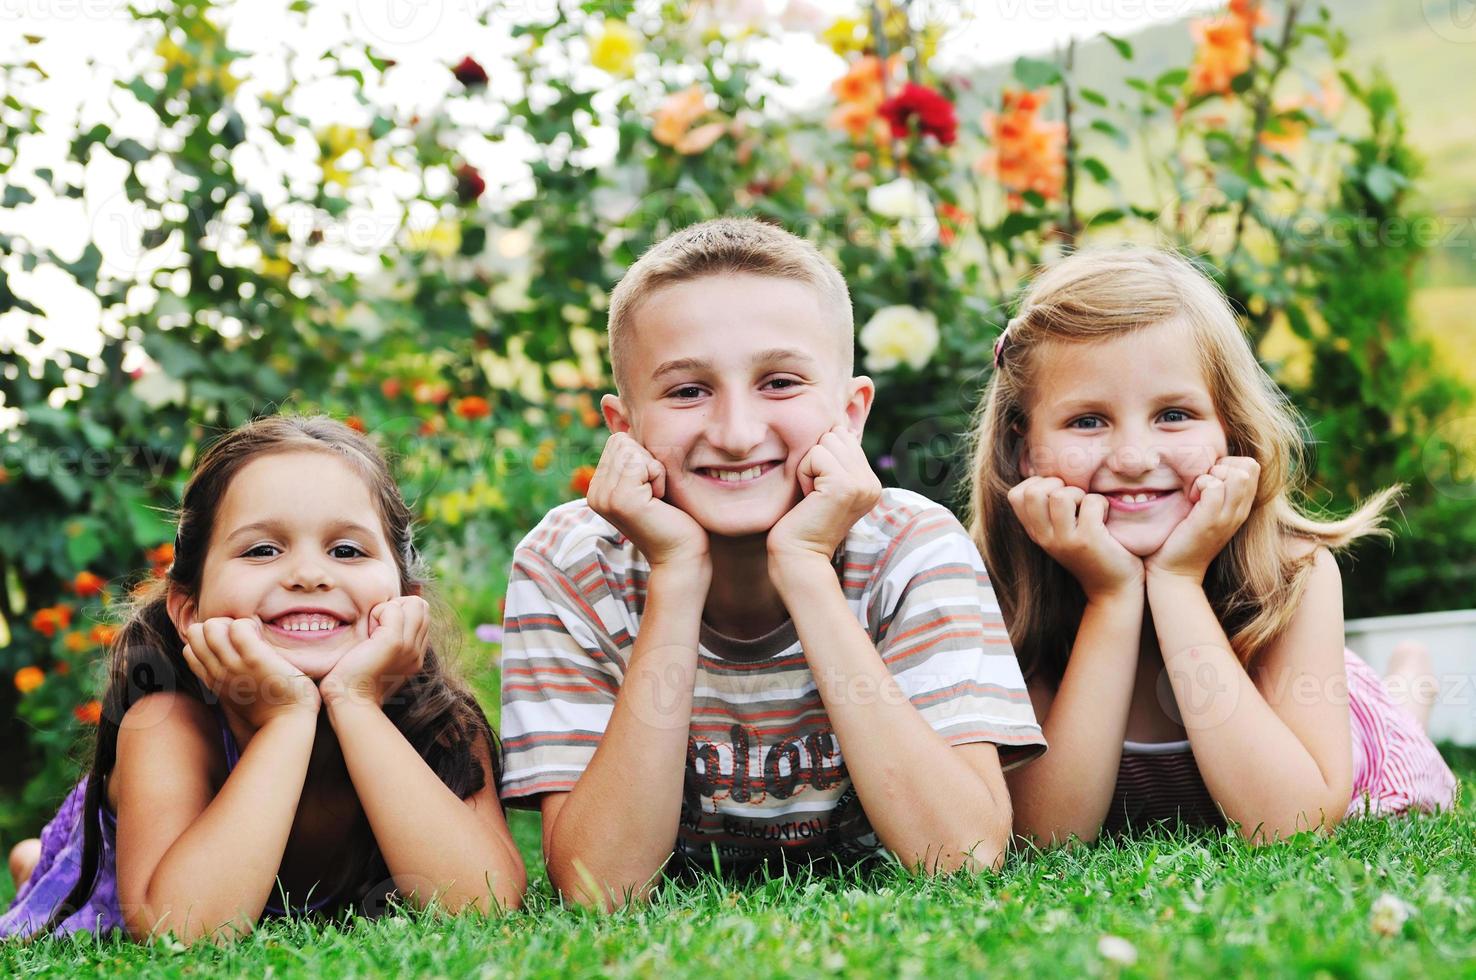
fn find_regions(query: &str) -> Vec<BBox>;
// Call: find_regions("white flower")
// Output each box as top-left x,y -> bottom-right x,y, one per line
131,368 -> 187,409
867,177 -> 929,221
1097,935 -> 1138,965
1370,893 -> 1414,937
859,305 -> 940,372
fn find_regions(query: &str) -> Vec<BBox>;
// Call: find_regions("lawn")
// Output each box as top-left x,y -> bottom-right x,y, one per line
1,747 -> 1471,978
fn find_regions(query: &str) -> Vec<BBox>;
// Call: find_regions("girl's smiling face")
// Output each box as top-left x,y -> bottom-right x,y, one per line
1021,320 -> 1230,557
176,451 -> 402,679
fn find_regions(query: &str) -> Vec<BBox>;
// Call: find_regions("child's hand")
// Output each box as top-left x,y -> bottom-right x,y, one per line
1008,477 -> 1144,601
320,596 -> 430,710
767,426 -> 882,565
586,432 -> 710,570
182,618 -> 321,728
1145,456 -> 1260,583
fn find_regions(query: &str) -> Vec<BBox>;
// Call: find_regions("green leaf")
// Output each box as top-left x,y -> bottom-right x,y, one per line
1012,57 -> 1060,89
1364,164 -> 1406,203
2,186 -> 35,207
1089,119 -> 1129,150
1216,170 -> 1250,202
66,526 -> 104,568
1078,88 -> 1108,108
1156,68 -> 1189,89
1102,33 -> 1133,60
112,138 -> 151,164
1082,157 -> 1113,185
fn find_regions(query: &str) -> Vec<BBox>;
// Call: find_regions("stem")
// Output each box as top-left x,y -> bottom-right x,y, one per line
1060,39 -> 1080,244
1228,0 -> 1304,262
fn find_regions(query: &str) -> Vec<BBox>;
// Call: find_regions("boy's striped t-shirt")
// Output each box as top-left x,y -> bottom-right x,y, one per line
498,488 -> 1046,873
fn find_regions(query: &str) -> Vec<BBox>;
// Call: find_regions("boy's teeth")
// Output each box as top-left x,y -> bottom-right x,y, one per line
711,465 -> 764,482
1120,492 -> 1159,504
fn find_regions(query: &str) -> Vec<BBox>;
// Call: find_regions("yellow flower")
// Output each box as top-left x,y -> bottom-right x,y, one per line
318,125 -> 374,188
257,256 -> 293,280
822,16 -> 870,57
590,20 -> 642,77
407,219 -> 462,259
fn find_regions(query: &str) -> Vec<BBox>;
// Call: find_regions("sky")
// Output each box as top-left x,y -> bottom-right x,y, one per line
0,0 -> 1222,383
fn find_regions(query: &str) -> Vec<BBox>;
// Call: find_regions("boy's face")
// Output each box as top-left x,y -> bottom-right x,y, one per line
603,272 -> 874,539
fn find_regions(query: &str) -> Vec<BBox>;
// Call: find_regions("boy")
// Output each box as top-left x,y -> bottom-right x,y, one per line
499,218 -> 1044,908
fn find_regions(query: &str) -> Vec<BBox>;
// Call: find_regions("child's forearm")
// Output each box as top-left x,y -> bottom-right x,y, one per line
1008,590 -> 1144,847
1147,572 -> 1348,839
773,555 -> 1010,873
131,710 -> 317,943
544,560 -> 708,908
325,699 -> 526,914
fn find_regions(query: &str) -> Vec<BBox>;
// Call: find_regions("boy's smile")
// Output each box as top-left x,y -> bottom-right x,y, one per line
603,272 -> 873,539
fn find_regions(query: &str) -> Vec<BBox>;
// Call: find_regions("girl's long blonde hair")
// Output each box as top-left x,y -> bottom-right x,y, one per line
967,245 -> 1398,686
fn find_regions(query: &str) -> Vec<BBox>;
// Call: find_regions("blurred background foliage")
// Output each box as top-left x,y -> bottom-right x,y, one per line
1,0 -> 1473,837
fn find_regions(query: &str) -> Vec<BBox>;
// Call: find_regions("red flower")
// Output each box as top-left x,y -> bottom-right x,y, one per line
570,465 -> 596,497
879,83 -> 958,146
455,164 -> 486,204
344,415 -> 367,434
452,56 -> 488,89
380,378 -> 403,399
454,396 -> 492,420
74,700 -> 102,725
145,543 -> 174,569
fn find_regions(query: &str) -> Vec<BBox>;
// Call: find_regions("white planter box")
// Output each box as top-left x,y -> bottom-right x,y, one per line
1345,609 -> 1476,747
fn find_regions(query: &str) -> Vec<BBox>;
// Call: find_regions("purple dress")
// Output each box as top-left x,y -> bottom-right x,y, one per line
2,708 -> 343,940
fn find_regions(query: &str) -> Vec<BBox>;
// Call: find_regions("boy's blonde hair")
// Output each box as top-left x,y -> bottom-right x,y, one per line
967,245 -> 1398,685
606,217 -> 854,394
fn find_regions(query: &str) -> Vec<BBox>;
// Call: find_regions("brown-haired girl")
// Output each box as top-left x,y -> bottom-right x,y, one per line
969,245 -> 1456,846
4,416 -> 525,941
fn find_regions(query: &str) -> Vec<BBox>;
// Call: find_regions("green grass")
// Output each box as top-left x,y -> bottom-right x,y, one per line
2,749 -> 1472,978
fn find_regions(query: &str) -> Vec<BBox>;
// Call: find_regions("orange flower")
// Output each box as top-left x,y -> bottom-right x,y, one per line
31,605 -> 73,638
74,700 -> 102,725
14,666 -> 44,694
454,396 -> 492,420
1261,95 -> 1307,154
1189,1 -> 1264,97
653,86 -> 710,148
64,631 -> 89,653
145,543 -> 174,568
831,54 -> 885,107
380,378 -> 403,399
89,624 -> 119,647
419,415 -> 446,437
71,571 -> 106,597
344,415 -> 367,434
570,465 -> 596,497
937,202 -> 969,247
980,89 -> 1066,209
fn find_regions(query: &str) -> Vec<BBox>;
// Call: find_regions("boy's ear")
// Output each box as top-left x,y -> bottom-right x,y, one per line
165,586 -> 196,643
601,393 -> 633,436
842,377 -> 876,435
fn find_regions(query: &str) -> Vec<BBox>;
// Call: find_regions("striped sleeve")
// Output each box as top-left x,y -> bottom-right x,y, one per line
870,507 -> 1046,770
498,542 -> 623,805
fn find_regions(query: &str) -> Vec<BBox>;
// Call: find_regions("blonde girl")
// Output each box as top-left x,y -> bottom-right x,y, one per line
969,245 -> 1456,845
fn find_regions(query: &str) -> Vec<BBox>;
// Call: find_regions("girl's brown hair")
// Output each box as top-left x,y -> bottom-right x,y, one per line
967,246 -> 1398,687
46,415 -> 500,931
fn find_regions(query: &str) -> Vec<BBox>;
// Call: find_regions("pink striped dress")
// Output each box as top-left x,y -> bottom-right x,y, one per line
1101,649 -> 1458,836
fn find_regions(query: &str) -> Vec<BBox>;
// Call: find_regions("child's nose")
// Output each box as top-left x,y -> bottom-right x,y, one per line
1107,429 -> 1161,477
706,392 -> 767,458
284,556 -> 334,591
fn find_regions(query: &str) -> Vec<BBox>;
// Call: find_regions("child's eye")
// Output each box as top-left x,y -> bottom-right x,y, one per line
330,544 -> 366,560
1160,409 -> 1191,423
1067,416 -> 1105,430
670,385 -> 705,400
764,377 -> 801,392
243,544 -> 279,558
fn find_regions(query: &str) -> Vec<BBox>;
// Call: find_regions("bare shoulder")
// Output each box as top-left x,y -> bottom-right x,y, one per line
110,692 -> 225,811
